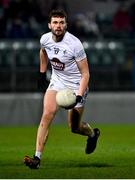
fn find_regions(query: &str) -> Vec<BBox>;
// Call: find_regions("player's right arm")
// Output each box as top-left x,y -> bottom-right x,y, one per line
38,47 -> 48,92
39,48 -> 48,73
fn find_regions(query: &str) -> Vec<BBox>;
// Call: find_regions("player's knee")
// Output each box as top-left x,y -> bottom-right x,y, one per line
42,109 -> 56,122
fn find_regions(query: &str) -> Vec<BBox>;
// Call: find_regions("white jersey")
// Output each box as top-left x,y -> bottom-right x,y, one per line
40,31 -> 86,90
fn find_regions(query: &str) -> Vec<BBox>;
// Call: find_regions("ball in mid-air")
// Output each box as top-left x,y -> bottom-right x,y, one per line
56,88 -> 76,108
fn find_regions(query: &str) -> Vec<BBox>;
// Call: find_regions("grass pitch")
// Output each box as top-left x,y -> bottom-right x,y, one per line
0,124 -> 135,179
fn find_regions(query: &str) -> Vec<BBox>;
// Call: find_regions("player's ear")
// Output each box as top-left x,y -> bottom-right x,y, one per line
48,23 -> 51,29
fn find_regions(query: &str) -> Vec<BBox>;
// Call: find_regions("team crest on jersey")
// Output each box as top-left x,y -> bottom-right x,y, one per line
54,47 -> 59,54
51,58 -> 65,71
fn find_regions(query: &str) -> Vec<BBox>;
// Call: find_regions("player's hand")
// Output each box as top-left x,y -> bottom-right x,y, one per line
76,95 -> 83,103
38,72 -> 48,92
65,95 -> 83,110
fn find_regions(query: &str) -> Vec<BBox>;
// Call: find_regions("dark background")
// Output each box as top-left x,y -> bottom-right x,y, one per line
0,0 -> 135,92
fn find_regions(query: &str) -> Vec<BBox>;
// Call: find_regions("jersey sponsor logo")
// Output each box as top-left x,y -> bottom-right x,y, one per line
51,58 -> 65,71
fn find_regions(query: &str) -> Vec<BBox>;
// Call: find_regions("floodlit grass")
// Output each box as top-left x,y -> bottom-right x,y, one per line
0,124 -> 135,179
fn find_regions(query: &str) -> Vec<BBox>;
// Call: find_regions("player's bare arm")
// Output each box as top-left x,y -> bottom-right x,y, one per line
38,49 -> 48,92
76,58 -> 90,96
39,48 -> 48,73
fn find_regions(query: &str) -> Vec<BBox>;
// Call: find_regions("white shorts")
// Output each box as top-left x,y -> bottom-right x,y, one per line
47,78 -> 88,108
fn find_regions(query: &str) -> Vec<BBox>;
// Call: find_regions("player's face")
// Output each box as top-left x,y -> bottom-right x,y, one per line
48,17 -> 67,37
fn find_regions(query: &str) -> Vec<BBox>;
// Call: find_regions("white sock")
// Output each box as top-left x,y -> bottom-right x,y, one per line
90,130 -> 95,137
35,151 -> 42,159
87,123 -> 95,137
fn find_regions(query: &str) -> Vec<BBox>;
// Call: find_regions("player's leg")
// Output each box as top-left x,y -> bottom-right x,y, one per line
68,107 -> 94,136
67,89 -> 94,136
36,90 -> 58,152
24,90 -> 58,169
68,107 -> 100,154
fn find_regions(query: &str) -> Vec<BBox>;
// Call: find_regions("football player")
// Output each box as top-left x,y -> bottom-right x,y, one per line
24,9 -> 100,169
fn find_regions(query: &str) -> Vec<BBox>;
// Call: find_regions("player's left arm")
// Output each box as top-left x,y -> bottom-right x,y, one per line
76,57 -> 90,96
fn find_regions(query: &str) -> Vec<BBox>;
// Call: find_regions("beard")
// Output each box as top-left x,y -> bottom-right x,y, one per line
52,29 -> 66,38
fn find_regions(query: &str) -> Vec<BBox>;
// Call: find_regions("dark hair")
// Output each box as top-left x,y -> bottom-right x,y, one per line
48,9 -> 68,23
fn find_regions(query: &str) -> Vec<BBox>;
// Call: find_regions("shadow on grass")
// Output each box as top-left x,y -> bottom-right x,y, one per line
77,162 -> 113,168
45,160 -> 113,169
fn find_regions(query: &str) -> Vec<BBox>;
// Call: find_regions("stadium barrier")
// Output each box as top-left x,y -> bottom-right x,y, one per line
0,40 -> 134,92
0,93 -> 134,125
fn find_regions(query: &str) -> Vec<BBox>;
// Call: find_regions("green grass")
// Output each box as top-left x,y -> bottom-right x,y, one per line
0,124 -> 135,179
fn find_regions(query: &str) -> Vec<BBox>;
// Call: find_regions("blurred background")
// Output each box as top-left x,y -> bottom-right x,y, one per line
0,0 -> 135,125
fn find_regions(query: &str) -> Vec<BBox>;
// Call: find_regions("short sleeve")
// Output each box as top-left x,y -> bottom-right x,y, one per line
40,34 -> 46,49
74,40 -> 86,61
